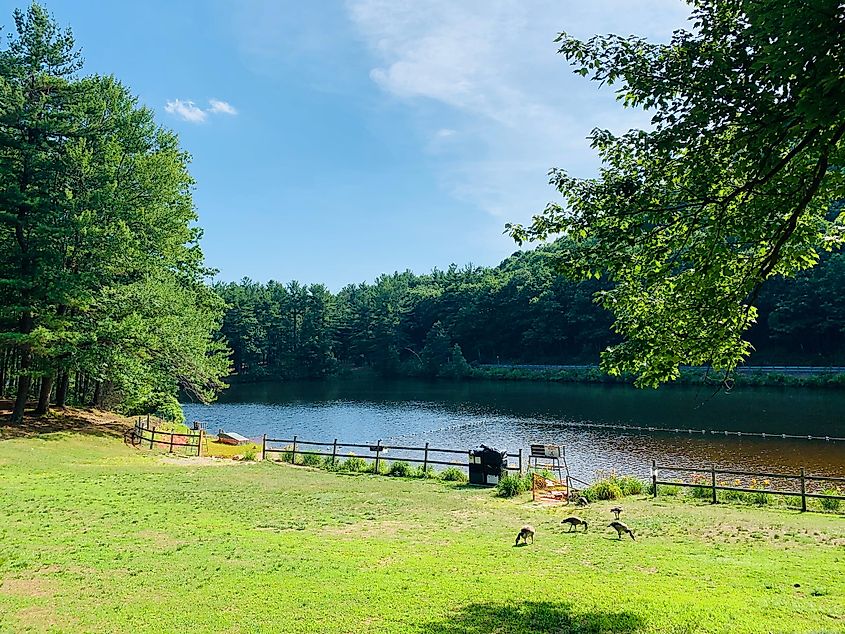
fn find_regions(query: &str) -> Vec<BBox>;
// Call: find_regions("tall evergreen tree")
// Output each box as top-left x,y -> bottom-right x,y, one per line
0,4 -> 229,423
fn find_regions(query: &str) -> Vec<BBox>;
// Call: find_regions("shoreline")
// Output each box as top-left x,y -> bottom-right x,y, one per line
222,364 -> 845,389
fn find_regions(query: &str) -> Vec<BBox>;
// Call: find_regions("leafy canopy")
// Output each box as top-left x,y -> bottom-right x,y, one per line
507,0 -> 845,386
0,3 -> 229,421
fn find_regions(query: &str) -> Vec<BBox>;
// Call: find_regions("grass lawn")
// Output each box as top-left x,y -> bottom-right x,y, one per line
0,413 -> 843,633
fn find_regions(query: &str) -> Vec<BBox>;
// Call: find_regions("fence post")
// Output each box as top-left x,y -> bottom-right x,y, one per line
374,440 -> 382,474
331,438 -> 338,466
423,442 -> 429,472
197,429 -> 203,457
800,468 -> 807,512
146,413 -> 150,428
169,430 -> 174,453
711,464 -> 717,504
261,434 -> 266,461
150,427 -> 155,450
652,460 -> 658,498
292,435 -> 298,464
518,448 -> 523,474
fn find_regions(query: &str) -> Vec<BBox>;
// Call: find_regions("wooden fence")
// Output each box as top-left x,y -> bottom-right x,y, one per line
262,435 -> 522,473
652,460 -> 845,511
130,418 -> 203,456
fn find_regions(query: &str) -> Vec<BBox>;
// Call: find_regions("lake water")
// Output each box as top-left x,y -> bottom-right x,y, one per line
181,379 -> 845,481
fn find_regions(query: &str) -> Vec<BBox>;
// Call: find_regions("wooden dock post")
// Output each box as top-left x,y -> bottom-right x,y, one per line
800,468 -> 807,512
374,440 -> 382,473
711,464 -> 717,504
652,460 -> 658,498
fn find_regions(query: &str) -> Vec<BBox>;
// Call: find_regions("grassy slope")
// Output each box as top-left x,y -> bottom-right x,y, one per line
0,424 -> 843,633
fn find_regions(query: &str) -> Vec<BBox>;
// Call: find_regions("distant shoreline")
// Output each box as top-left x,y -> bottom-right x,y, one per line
223,364 -> 845,389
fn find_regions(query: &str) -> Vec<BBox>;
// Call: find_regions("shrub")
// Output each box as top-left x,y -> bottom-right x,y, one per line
280,446 -> 297,464
301,453 -> 324,467
658,484 -> 681,497
617,475 -> 646,496
584,472 -> 645,500
388,461 -> 413,477
689,485 -> 711,500
365,460 -> 389,475
414,465 -> 436,479
241,445 -> 258,461
751,490 -> 770,506
339,456 -> 367,472
439,467 -> 468,483
322,456 -> 340,471
496,473 -> 531,498
819,488 -> 841,511
584,479 -> 624,501
719,488 -> 750,504
785,495 -> 803,509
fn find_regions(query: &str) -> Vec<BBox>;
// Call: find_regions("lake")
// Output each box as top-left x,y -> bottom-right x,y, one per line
181,379 -> 845,480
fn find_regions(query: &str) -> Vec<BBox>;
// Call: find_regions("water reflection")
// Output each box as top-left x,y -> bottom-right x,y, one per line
181,379 -> 845,479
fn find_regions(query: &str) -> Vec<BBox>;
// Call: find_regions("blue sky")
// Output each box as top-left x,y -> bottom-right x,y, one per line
18,0 -> 690,289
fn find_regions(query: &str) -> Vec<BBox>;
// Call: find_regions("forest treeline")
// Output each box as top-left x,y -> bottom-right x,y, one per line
215,243 -> 845,382
0,6 -> 228,423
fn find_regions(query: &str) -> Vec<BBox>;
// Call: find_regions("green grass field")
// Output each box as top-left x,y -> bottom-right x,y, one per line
0,417 -> 843,633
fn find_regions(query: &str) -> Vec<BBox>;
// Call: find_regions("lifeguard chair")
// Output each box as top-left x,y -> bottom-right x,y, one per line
528,443 -> 574,503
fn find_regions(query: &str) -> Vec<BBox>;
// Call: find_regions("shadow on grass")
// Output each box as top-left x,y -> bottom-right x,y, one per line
421,601 -> 645,634
0,404 -> 129,442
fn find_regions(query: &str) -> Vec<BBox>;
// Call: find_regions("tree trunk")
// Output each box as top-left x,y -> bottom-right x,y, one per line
0,350 -> 6,399
10,372 -> 31,424
55,371 -> 69,408
91,381 -> 102,408
10,313 -> 34,424
34,373 -> 54,416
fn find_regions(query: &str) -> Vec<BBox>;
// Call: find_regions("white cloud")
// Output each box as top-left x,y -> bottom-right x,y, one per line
164,99 -> 207,123
347,0 -> 691,226
208,99 -> 238,115
165,98 -> 239,123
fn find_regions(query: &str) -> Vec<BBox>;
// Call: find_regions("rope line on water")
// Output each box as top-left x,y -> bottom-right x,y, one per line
386,419 -> 843,443
537,420 -> 843,442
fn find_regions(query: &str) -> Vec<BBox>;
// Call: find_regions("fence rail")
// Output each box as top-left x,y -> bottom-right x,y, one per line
130,418 -> 203,456
262,435 -> 522,473
652,460 -> 845,512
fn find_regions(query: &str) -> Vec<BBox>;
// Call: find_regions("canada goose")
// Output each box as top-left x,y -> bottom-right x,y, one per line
515,524 -> 535,545
609,520 -> 635,540
575,496 -> 589,507
560,516 -> 588,532
610,506 -> 623,520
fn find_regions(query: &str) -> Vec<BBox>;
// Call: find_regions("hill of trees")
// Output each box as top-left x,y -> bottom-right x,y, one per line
215,243 -> 845,382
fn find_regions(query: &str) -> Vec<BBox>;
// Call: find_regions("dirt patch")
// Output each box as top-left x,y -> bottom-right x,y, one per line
0,576 -> 59,598
158,454 -> 241,467
136,530 -> 186,549
13,606 -> 62,629
0,405 -> 132,441
324,520 -> 405,538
